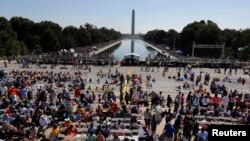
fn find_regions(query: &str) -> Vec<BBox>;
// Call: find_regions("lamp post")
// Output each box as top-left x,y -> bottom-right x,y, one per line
173,38 -> 176,51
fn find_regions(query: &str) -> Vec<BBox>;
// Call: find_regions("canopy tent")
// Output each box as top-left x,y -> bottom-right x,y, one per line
73,53 -> 78,58
60,49 -> 67,53
70,48 -> 75,53
175,50 -> 183,54
124,53 -> 140,60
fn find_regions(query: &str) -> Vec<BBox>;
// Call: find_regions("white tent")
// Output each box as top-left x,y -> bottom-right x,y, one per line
60,49 -> 67,52
73,53 -> 78,57
175,50 -> 183,54
124,53 -> 140,60
70,48 -> 75,53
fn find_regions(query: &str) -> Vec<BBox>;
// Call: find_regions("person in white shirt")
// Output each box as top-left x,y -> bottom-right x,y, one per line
201,97 -> 208,107
39,115 -> 49,127
0,84 -> 7,97
138,126 -> 149,140
222,95 -> 229,109
85,91 -> 90,100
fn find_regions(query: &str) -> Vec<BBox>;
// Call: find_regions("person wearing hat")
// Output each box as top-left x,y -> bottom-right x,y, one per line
63,118 -> 72,127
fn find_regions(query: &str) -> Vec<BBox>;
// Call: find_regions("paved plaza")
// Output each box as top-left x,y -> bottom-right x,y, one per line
1,61 -> 250,140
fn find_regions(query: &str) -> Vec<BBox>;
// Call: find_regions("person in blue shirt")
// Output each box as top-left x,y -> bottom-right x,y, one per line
88,123 -> 97,134
197,127 -> 208,141
19,87 -> 28,100
163,123 -> 175,141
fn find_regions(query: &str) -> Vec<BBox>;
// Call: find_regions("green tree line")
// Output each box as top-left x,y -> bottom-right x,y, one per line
0,17 -> 122,56
143,20 -> 250,60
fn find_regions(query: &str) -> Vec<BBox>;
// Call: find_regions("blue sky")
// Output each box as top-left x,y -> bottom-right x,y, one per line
0,0 -> 249,34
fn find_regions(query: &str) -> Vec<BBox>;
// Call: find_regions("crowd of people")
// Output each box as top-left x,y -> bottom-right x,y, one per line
0,62 -> 249,141
0,66 -> 165,141
158,67 -> 250,141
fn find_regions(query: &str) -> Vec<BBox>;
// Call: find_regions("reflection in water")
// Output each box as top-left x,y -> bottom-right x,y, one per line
98,39 -> 159,61
131,39 -> 134,53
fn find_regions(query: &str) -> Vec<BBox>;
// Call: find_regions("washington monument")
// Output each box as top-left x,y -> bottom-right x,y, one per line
131,9 -> 135,36
131,9 -> 135,53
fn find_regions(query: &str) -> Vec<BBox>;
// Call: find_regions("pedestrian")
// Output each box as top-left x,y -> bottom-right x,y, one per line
143,108 -> 152,130
151,115 -> 157,133
196,126 -> 208,141
163,123 -> 175,141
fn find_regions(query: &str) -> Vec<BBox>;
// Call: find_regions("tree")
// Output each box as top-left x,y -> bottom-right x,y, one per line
63,26 -> 79,48
180,20 -> 221,55
143,30 -> 159,42
78,27 -> 91,46
5,40 -> 27,56
10,17 -> 35,50
220,29 -> 241,58
238,45 -> 250,61
143,29 -> 180,49
40,28 -> 61,52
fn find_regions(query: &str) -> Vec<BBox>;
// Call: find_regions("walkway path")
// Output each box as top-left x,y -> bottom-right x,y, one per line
145,42 -> 179,61
89,40 -> 122,56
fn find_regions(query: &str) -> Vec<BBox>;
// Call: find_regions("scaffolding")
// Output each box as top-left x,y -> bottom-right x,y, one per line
192,42 -> 225,58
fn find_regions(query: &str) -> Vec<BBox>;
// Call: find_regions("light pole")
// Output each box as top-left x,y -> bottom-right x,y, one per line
173,38 -> 176,51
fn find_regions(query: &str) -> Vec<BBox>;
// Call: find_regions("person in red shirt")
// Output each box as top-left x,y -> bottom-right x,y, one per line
8,86 -> 18,95
74,87 -> 81,102
180,93 -> 184,106
212,93 -> 220,107
65,125 -> 77,136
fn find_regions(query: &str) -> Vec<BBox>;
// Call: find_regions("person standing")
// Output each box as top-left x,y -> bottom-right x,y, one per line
143,108 -> 152,130
196,127 -> 208,141
222,94 -> 229,109
3,61 -> 7,67
163,123 -> 175,141
151,115 -> 157,133
167,95 -> 173,108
